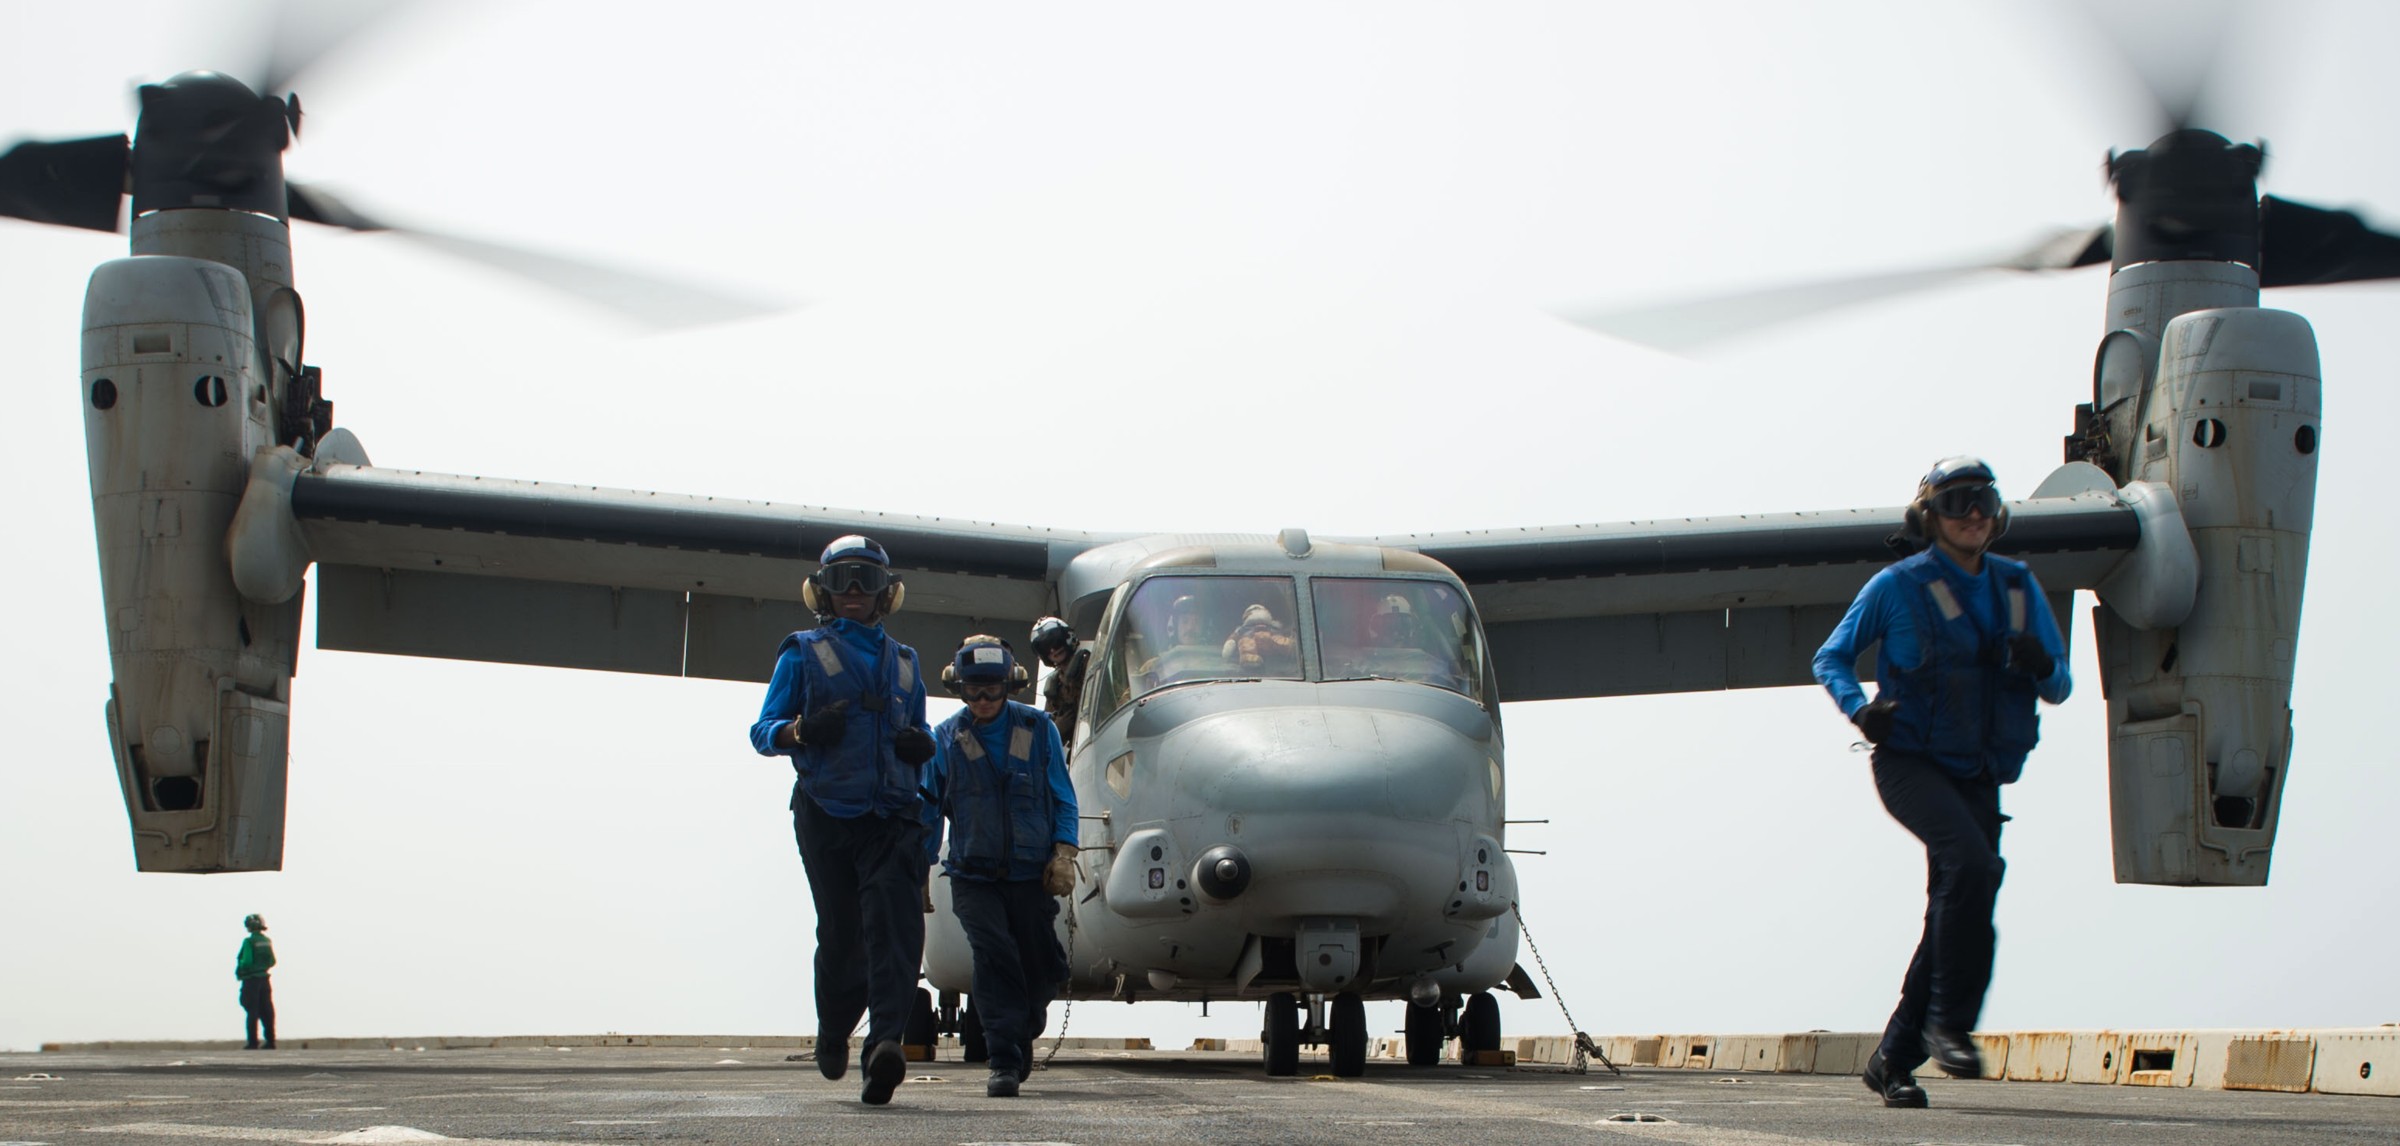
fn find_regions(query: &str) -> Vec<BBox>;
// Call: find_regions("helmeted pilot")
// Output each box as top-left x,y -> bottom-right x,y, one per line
1139,594 -> 1224,686
920,635 -> 1079,1098
1812,457 -> 2071,1108
1029,616 -> 1088,754
1346,595 -> 1444,682
748,534 -> 938,1105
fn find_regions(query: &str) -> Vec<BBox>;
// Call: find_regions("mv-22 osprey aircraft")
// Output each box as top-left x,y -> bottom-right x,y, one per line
0,42 -> 2377,1075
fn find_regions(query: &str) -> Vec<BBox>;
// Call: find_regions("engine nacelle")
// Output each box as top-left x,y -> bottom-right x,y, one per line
2091,305 -> 2318,885
84,255 -> 302,872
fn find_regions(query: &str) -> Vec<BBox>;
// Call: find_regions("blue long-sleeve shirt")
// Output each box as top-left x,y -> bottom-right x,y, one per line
1815,548 -> 2072,720
748,618 -> 894,756
920,701 -> 1077,880
749,618 -> 927,818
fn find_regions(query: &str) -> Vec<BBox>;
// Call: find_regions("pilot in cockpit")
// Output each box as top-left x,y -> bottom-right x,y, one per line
1346,595 -> 1445,682
1220,603 -> 1299,676
1138,594 -> 1227,687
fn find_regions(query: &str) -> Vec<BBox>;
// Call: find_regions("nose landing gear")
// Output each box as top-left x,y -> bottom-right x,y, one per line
1259,989 -> 1372,1077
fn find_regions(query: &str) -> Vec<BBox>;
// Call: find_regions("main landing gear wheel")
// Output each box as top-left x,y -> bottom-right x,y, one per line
1329,993 -> 1368,1077
1261,991 -> 1300,1076
961,999 -> 989,1063
1459,990 -> 1501,1062
1404,1001 -> 1444,1066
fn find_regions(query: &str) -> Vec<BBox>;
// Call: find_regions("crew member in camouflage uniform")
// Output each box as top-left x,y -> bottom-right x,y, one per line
1028,617 -> 1088,754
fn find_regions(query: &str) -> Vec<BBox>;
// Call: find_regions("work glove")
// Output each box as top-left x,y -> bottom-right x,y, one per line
2006,633 -> 2055,680
796,700 -> 849,749
1853,697 -> 1898,745
1042,843 -> 1080,897
922,881 -> 936,915
894,727 -> 937,766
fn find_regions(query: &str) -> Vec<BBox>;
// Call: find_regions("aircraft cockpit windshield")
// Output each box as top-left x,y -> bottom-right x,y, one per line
1116,575 -> 1305,694
1312,577 -> 1483,696
1088,572 -> 1493,719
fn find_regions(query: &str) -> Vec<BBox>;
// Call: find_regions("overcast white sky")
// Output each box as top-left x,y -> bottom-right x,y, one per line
2,0 -> 2394,1055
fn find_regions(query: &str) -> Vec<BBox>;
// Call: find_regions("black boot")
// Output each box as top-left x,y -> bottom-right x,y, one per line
1922,1026 -> 1982,1078
813,1028 -> 849,1081
1862,1052 -> 1928,1108
985,1068 -> 1020,1097
859,1039 -> 905,1105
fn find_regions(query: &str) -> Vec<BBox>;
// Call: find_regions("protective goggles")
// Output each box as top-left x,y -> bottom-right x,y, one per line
957,682 -> 1010,701
1927,483 -> 2002,519
813,560 -> 895,595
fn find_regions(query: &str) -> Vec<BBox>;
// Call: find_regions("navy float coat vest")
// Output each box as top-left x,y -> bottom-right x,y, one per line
1876,549 -> 2043,783
924,700 -> 1069,883
754,621 -> 926,818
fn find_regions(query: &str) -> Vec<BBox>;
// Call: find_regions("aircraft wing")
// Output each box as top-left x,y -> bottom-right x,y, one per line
293,464 -> 1117,683
1365,490 -> 2141,702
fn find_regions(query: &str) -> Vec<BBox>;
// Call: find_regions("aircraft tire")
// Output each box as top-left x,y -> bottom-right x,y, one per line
1404,1001 -> 1444,1066
904,987 -> 936,1048
1262,992 -> 1300,1076
1460,991 -> 1501,1060
961,1000 -> 989,1062
937,989 -> 962,1035
1329,993 -> 1367,1077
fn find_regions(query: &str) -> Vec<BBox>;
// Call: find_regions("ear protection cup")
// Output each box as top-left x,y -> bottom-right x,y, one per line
801,579 -> 824,614
1903,500 -> 1927,540
883,583 -> 904,616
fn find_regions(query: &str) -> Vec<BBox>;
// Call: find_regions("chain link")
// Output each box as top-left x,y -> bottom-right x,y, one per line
1035,901 -> 1076,1070
1511,901 -> 1620,1076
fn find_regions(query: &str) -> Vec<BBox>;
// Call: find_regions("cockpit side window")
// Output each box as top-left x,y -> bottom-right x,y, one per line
1312,577 -> 1488,701
1089,576 -> 1302,710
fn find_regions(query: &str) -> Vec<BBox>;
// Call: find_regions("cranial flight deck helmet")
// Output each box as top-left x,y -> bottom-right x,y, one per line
941,634 -> 1032,696
243,913 -> 267,932
1903,455 -> 2009,547
803,534 -> 905,619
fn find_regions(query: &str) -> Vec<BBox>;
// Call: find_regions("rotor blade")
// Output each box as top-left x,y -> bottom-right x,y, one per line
2067,0 -> 2247,134
1553,225 -> 2112,353
254,0 -> 417,96
289,182 -> 789,330
0,134 -> 129,232
2259,196 -> 2400,288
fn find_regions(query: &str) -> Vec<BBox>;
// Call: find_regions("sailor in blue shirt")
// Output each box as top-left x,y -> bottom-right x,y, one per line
1814,458 -> 2071,1108
750,535 -> 938,1105
920,636 -> 1079,1098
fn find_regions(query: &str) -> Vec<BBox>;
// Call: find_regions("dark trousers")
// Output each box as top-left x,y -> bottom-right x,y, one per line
792,797 -> 928,1062
949,877 -> 1066,1075
239,977 -> 275,1047
1871,748 -> 2006,1069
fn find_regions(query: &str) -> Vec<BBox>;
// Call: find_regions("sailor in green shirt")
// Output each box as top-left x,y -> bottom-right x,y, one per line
235,914 -> 276,1050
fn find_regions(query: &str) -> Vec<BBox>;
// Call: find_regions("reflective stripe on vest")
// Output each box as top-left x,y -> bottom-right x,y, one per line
1925,579 -> 1965,622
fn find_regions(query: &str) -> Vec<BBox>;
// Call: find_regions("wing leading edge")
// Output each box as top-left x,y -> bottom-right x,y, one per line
295,465 -> 2146,701
293,464 -> 1119,683
1368,491 -> 2140,702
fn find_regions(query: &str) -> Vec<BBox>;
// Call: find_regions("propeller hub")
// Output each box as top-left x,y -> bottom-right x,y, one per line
130,71 -> 294,221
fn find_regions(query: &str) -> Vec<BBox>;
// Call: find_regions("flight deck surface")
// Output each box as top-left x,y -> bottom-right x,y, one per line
5,1045 -> 2393,1145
